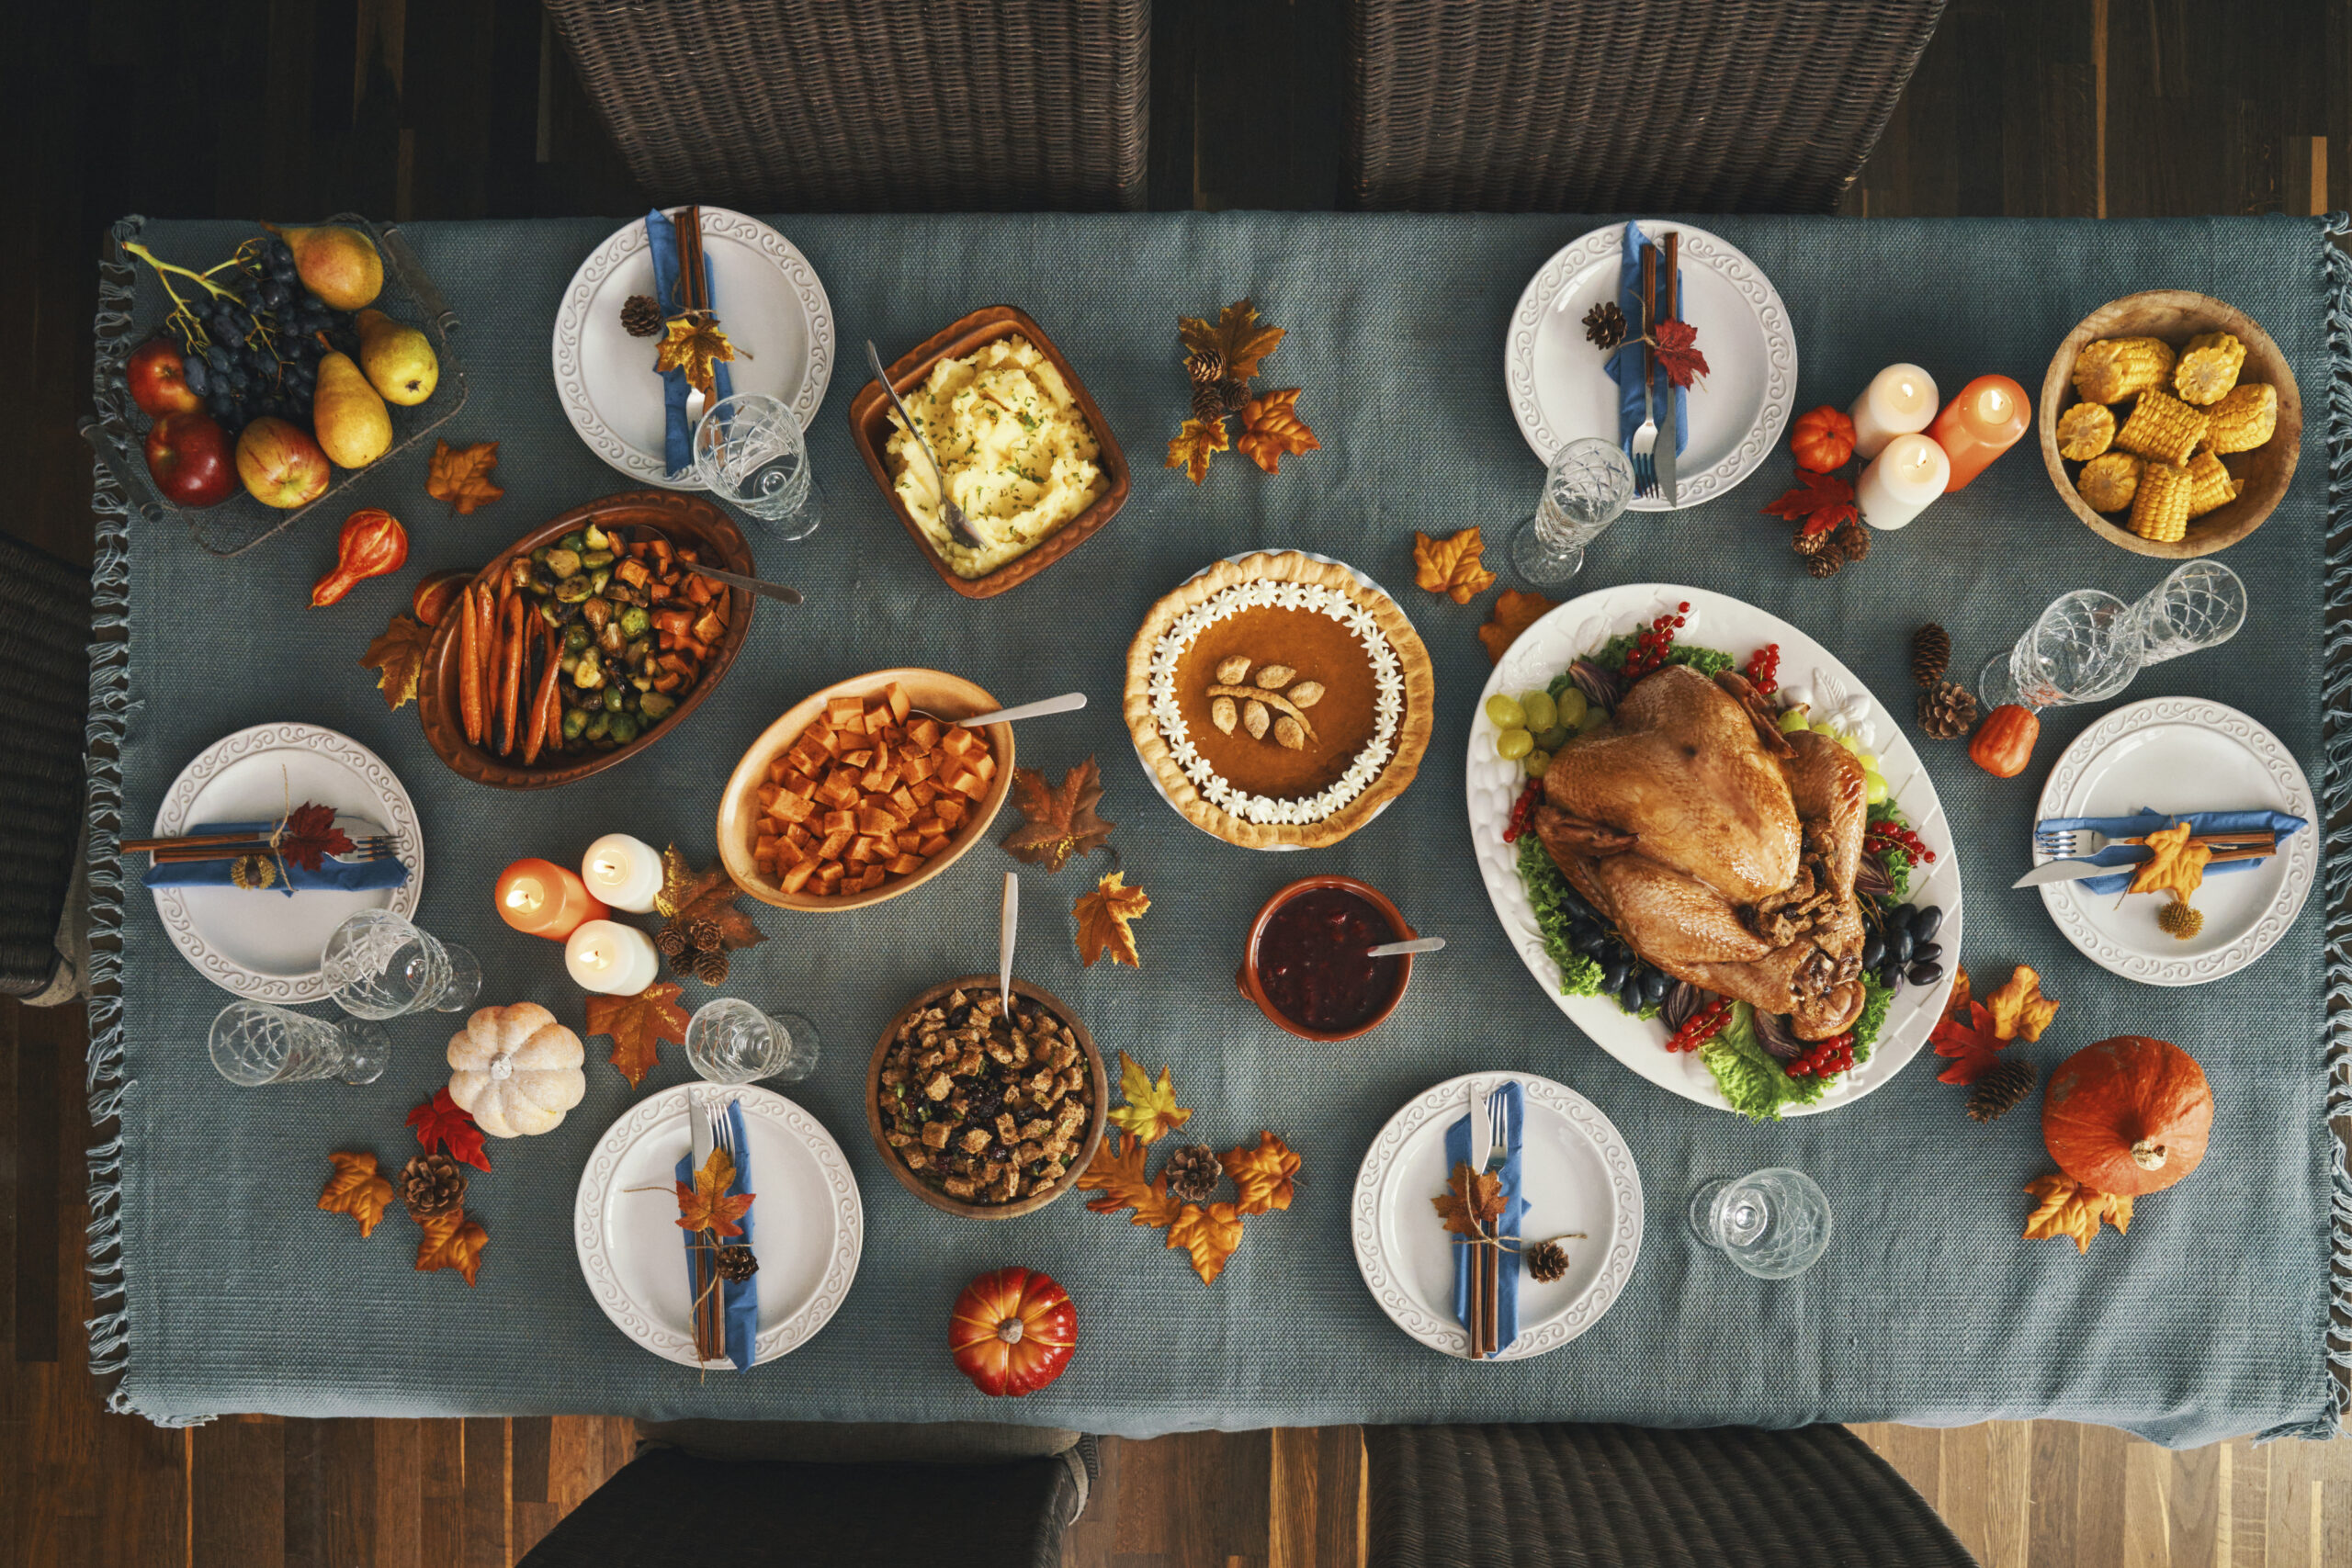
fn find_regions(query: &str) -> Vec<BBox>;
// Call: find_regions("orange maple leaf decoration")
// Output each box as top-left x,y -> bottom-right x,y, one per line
1478,588 -> 1557,664
1073,871 -> 1149,968
1167,416 -> 1230,484
1234,389 -> 1319,475
359,613 -> 434,711
1179,299 -> 1286,383
1431,1160 -> 1507,1240
414,1206 -> 490,1286
584,982 -> 692,1088
1413,528 -> 1497,604
1984,964 -> 2060,1043
675,1148 -> 756,1236
1930,1000 -> 2006,1085
1648,318 -> 1710,390
2126,821 -> 2211,905
277,801 -> 355,872
1221,1132 -> 1300,1215
1001,759 -> 1114,873
1761,468 -> 1859,538
1167,1201 -> 1245,1285
425,440 -> 504,514
1076,1130 -> 1185,1229
2023,1172 -> 2132,1254
318,1151 -> 393,1238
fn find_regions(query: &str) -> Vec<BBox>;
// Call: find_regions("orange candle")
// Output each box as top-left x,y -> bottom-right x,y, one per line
1928,374 -> 2030,491
495,858 -> 609,941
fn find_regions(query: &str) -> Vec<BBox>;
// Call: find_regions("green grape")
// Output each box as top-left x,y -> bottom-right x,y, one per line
1575,705 -> 1610,734
1496,727 -> 1534,760
1523,749 -> 1553,777
1862,769 -> 1889,806
1811,720 -> 1840,738
1519,691 -> 1557,733
1555,687 -> 1589,726
1777,708 -> 1809,733
1485,694 -> 1526,729
1857,750 -> 1881,772
1533,725 -> 1571,752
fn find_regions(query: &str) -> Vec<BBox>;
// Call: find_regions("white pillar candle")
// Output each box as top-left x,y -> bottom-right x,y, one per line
564,919 -> 662,995
581,833 -> 662,912
1848,363 -> 1939,459
1856,434 -> 1951,530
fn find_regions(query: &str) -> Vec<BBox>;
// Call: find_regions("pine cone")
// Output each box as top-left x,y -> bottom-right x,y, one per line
1216,377 -> 1250,414
1911,623 -> 1951,688
686,917 -> 723,953
400,1153 -> 467,1221
1835,518 -> 1871,564
1191,380 -> 1227,423
1524,1238 -> 1571,1283
1582,300 -> 1627,351
1160,1144 -> 1221,1205
655,924 -> 689,958
715,1245 -> 760,1282
1917,680 -> 1979,739
1805,550 -> 1843,580
620,293 -> 663,338
1966,1058 -> 2036,1122
691,947 -> 730,986
1792,524 -> 1837,557
1182,346 -> 1222,386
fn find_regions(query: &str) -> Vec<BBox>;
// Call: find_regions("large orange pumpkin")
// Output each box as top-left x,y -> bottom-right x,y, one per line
948,1267 -> 1077,1397
2042,1035 -> 2213,1195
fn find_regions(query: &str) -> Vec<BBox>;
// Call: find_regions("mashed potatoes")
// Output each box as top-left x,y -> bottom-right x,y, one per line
884,335 -> 1107,579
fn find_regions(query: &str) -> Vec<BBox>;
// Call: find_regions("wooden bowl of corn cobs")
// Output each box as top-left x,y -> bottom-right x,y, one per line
2039,289 -> 2301,558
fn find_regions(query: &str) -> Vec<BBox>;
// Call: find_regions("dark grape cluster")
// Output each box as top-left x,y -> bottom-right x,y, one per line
1553,880 -> 1674,1016
1860,900 -> 1944,991
165,238 -> 356,436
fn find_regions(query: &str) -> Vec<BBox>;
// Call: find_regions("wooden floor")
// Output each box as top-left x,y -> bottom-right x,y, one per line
5,0 -> 2349,1562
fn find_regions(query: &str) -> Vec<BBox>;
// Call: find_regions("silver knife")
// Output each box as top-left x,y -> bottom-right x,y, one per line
676,556 -> 803,606
1654,230 -> 1679,506
1466,1079 -> 1490,1175
2013,859 -> 2129,889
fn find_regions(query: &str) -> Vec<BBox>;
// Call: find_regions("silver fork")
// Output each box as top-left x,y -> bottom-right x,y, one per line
711,1096 -> 751,1267
2034,824 -> 2274,858
1627,243 -> 1659,498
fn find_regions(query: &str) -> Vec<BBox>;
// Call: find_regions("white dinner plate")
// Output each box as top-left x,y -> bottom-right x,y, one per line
574,1083 -> 862,1370
149,723 -> 423,1001
553,207 -> 835,490
1467,584 -> 1962,1115
1351,1071 -> 1642,1360
1503,221 -> 1796,510
2030,697 -> 2315,987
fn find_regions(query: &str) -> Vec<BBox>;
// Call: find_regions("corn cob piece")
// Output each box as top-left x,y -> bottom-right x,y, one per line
2184,451 -> 2240,519
2114,389 -> 2209,467
2073,336 -> 2177,404
2076,452 -> 2143,513
2056,402 -> 2115,460
2173,332 -> 2245,404
2200,381 -> 2276,454
2130,460 -> 2192,543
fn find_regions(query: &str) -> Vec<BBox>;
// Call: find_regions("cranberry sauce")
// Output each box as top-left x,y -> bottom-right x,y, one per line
1256,887 -> 1405,1033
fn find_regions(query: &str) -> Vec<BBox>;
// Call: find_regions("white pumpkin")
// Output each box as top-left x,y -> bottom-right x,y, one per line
446,1002 -> 586,1137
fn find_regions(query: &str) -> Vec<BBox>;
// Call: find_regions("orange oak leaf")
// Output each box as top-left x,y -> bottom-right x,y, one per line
1930,1000 -> 2007,1086
1413,528 -> 1496,604
1478,588 -> 1557,663
359,613 -> 434,711
425,440 -> 504,514
1984,964 -> 2060,1043
1167,1201 -> 1245,1284
1431,1159 -> 1506,1240
1073,871 -> 1149,968
1234,389 -> 1319,475
1178,299 -> 1285,385
2023,1171 -> 2132,1255
1167,415 -> 1229,484
654,313 -> 739,399
1221,1131 -> 1300,1215
1761,468 -> 1858,537
318,1151 -> 393,1238
1076,1130 -> 1184,1229
414,1206 -> 490,1285
584,982 -> 691,1088
1105,1051 -> 1192,1145
1001,758 -> 1114,873
675,1148 -> 755,1236
652,844 -> 767,953
2126,821 -> 2211,905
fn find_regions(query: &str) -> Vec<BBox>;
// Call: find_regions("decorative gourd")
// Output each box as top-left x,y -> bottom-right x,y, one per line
1789,405 -> 1858,472
2043,1035 -> 2212,1196
446,1002 -> 586,1138
947,1267 -> 1076,1397
1970,704 -> 2040,778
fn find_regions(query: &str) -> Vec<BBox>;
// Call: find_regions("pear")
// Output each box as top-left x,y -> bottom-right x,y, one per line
266,222 -> 382,310
356,310 -> 438,405
311,352 -> 392,468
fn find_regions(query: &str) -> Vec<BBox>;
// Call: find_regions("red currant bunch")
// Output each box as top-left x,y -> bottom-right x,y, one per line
1621,603 -> 1692,680
1865,820 -> 1936,866
1786,1032 -> 1856,1077
1743,642 -> 1781,694
1502,778 -> 1544,844
1664,996 -> 1732,1053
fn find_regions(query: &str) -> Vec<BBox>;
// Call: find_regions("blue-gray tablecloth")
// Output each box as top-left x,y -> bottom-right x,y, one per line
83,212 -> 2351,1444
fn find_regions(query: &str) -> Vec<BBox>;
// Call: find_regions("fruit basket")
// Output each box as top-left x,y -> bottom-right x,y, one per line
81,212 -> 469,557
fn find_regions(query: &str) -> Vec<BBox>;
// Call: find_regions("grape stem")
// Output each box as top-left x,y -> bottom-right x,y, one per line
123,242 -> 238,304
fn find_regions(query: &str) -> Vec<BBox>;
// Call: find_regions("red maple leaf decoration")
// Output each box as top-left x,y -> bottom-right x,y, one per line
1929,1001 -> 2007,1086
1760,468 -> 1860,538
1650,319 -> 1711,389
407,1088 -> 492,1172
277,801 -> 355,873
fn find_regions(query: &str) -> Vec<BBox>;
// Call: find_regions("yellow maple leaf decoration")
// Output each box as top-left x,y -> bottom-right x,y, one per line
1075,1130 -> 1184,1228
318,1151 -> 393,1238
1984,964 -> 2060,1043
424,440 -> 504,514
2126,821 -> 2211,906
1166,415 -> 1230,484
1478,588 -> 1556,664
1949,964 -> 1972,1016
1178,299 -> 1285,384
654,312 -> 739,399
1167,1201 -> 1246,1284
1234,389 -> 1319,475
1073,871 -> 1149,968
1220,1131 -> 1301,1215
2022,1171 -> 2132,1255
1105,1051 -> 1192,1145
673,1148 -> 755,1237
358,612 -> 434,712
1413,527 -> 1497,604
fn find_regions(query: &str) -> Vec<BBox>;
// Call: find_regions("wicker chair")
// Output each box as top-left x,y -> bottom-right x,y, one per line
542,0 -> 1151,211
1364,1424 -> 1978,1566
0,528 -> 91,998
1343,0 -> 1948,213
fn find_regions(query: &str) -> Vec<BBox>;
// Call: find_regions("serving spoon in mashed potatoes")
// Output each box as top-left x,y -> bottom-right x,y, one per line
865,340 -> 987,550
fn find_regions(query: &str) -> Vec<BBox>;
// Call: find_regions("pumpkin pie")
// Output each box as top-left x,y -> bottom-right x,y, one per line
1124,552 -> 1434,849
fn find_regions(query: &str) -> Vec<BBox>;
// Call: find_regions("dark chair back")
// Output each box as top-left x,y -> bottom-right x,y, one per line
0,529 -> 90,997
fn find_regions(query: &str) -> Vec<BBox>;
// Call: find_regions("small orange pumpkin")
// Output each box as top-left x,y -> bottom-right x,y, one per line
2043,1035 -> 2213,1196
947,1267 -> 1077,1397
1789,405 -> 1857,472
1970,704 -> 2039,778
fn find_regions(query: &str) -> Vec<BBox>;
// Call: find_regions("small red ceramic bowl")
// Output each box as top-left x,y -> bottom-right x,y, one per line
1237,874 -> 1417,1043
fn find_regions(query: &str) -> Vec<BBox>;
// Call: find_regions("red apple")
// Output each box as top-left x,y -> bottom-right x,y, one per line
143,412 -> 236,508
127,337 -> 203,417
235,417 -> 331,510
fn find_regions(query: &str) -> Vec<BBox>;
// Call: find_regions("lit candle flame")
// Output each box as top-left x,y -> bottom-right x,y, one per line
504,878 -> 543,912
1981,385 -> 2010,420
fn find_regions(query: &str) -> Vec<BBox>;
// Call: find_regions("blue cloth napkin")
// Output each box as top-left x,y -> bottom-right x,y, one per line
2033,807 -> 2307,895
141,819 -> 410,899
1605,219 -> 1688,458
645,208 -> 736,479
1445,1080 -> 1526,1359
675,1097 -> 758,1371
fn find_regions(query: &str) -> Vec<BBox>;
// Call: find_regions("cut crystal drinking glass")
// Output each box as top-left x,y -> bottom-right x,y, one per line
2134,559 -> 2247,665
693,393 -> 820,540
209,1001 -> 389,1087
1510,437 -> 1636,584
1688,1168 -> 1833,1280
684,997 -> 820,1085
1979,589 -> 2143,712
320,909 -> 481,1021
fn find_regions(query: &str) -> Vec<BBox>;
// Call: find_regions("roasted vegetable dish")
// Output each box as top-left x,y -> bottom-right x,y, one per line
879,985 -> 1093,1206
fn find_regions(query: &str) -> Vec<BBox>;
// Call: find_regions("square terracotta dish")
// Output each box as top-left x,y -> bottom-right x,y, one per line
848,305 -> 1130,599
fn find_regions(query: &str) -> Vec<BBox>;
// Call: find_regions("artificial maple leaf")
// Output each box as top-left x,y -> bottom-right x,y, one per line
654,313 -> 738,399
1167,1201 -> 1245,1284
1221,1131 -> 1300,1215
1929,1000 -> 2007,1086
318,1151 -> 393,1238
425,440 -> 504,514
1648,318 -> 1711,389
406,1088 -> 492,1173
1178,299 -> 1285,385
414,1206 -> 490,1285
1167,415 -> 1230,484
652,844 -> 767,953
2126,821 -> 2211,906
674,1148 -> 756,1237
1074,871 -> 1149,968
2022,1172 -> 2132,1255
277,802 -> 355,872
1950,964 -> 1972,1015
1984,964 -> 2060,1043
584,982 -> 691,1088
1414,527 -> 1497,604
1431,1160 -> 1506,1240
1001,759 -> 1114,872
359,612 -> 434,711
1106,1051 -> 1192,1145
1076,1130 -> 1184,1229
1761,468 -> 1859,537
1234,389 -> 1319,475
1478,588 -> 1557,663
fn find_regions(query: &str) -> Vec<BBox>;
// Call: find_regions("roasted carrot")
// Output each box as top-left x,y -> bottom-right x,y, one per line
498,593 -> 526,755
476,576 -> 498,708
458,585 -> 485,745
524,620 -> 561,765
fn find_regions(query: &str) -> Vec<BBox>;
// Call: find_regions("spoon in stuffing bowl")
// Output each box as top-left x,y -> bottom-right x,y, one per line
999,870 -> 1019,1017
865,340 -> 987,551
910,692 -> 1089,729
1367,936 -> 1447,959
